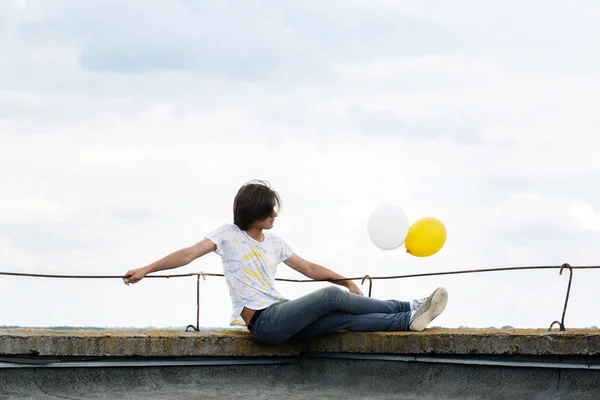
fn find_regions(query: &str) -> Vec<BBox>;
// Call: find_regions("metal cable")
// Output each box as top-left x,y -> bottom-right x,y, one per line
2,264 -> 599,332
1,264 -> 599,282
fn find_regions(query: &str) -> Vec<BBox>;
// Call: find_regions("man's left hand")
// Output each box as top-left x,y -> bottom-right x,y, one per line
348,283 -> 364,296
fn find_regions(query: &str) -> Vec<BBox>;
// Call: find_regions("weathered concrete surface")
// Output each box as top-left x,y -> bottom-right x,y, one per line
1,328 -> 600,357
0,328 -> 297,357
1,359 -> 600,399
303,328 -> 600,356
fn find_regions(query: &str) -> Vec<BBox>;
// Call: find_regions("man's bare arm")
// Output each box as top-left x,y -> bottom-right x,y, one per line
123,239 -> 216,285
284,253 -> 363,295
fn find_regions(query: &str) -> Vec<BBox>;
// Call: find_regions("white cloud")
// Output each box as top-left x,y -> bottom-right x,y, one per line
490,193 -> 577,233
570,201 -> 600,234
0,198 -> 66,223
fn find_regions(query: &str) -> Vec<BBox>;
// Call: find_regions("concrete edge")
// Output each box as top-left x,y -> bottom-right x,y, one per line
1,328 -> 599,358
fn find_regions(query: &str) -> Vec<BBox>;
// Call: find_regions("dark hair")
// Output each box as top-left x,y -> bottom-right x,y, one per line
233,180 -> 281,231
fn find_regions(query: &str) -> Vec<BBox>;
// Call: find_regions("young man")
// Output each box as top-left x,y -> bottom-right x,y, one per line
123,180 -> 448,345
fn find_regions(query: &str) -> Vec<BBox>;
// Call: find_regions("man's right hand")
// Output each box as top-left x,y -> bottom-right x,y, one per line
123,267 -> 148,286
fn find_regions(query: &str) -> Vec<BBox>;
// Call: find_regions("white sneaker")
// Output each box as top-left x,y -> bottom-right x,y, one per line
412,297 -> 427,311
409,287 -> 448,331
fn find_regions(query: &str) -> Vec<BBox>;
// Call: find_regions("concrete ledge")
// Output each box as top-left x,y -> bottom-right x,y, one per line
0,328 -> 297,358
2,328 -> 600,358
304,328 -> 600,356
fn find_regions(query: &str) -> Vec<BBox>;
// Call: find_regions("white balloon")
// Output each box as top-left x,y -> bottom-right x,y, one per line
367,204 -> 409,250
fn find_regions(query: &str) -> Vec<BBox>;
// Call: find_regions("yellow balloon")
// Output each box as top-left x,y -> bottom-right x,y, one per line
405,217 -> 447,257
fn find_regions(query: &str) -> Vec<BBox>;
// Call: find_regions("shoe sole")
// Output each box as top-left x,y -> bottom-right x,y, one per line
409,287 -> 448,332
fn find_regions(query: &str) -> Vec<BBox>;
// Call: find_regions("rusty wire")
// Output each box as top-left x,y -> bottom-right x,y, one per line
1,264 -> 599,281
2,264 -> 600,332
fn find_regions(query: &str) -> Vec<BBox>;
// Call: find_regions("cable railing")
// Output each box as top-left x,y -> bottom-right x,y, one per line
2,263 -> 598,332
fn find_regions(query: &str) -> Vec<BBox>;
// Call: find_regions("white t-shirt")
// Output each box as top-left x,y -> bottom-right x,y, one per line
205,224 -> 294,326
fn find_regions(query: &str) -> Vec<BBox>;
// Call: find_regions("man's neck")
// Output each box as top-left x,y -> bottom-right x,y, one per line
245,227 -> 264,242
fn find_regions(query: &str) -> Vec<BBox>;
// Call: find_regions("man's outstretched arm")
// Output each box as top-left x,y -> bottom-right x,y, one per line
284,253 -> 364,296
123,239 -> 216,285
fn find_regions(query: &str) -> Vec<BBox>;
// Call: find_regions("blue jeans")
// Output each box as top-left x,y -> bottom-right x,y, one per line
247,286 -> 411,345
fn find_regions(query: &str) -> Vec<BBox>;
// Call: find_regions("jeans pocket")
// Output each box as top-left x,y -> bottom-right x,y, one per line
248,312 -> 263,332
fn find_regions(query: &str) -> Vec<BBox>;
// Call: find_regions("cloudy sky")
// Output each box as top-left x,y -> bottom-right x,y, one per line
1,0 -> 600,331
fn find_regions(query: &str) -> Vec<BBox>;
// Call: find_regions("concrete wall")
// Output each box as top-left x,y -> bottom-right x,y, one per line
2,358 -> 600,399
1,328 -> 600,399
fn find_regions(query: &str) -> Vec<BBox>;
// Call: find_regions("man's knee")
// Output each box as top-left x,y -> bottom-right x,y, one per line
317,286 -> 344,301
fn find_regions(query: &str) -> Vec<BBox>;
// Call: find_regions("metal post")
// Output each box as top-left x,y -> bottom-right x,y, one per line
185,274 -> 201,332
548,263 -> 573,332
